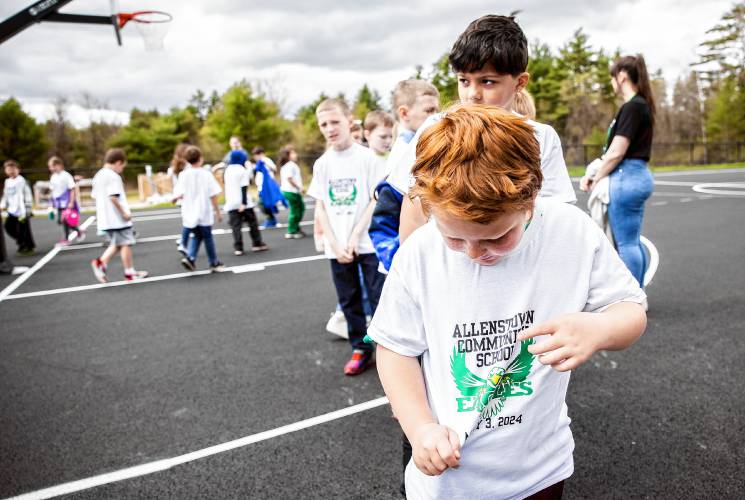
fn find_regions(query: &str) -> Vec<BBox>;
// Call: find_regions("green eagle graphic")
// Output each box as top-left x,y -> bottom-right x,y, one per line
450,339 -> 535,412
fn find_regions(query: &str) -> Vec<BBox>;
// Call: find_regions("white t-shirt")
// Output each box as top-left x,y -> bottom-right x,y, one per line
384,129 -> 415,177
368,198 -> 645,500
1,176 -> 30,218
92,167 -> 131,231
223,164 -> 255,211
307,143 -> 387,259
387,113 -> 577,203
174,165 -> 222,228
280,161 -> 303,193
49,170 -> 76,200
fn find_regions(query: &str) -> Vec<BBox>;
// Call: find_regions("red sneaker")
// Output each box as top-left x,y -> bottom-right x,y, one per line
90,258 -> 107,283
344,349 -> 372,376
124,270 -> 149,281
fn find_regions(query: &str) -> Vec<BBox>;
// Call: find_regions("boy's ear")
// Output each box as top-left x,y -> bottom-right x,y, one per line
363,129 -> 371,141
397,105 -> 409,121
516,72 -> 530,92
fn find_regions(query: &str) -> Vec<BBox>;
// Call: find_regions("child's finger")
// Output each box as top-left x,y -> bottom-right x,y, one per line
537,347 -> 571,366
447,428 -> 462,458
527,338 -> 562,355
436,439 -> 459,469
551,356 -> 580,372
428,450 -> 449,474
518,320 -> 557,341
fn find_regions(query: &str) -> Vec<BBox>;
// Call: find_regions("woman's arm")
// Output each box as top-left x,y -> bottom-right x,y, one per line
593,135 -> 630,183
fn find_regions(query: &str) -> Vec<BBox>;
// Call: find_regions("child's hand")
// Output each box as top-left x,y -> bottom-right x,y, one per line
215,210 -> 223,223
579,176 -> 593,192
346,231 -> 361,255
238,204 -> 245,213
122,212 -> 132,222
518,312 -> 604,372
411,422 -> 461,476
334,242 -> 354,263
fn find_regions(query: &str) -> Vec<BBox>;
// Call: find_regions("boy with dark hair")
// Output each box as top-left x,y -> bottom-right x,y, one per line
90,149 -> 148,282
1,160 -> 35,256
388,15 -> 576,243
175,146 -> 224,272
370,105 -> 647,499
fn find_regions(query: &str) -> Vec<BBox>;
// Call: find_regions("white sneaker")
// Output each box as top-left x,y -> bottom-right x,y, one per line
326,310 -> 349,339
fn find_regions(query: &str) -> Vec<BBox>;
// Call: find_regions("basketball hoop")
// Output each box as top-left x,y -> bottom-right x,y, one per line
118,10 -> 172,51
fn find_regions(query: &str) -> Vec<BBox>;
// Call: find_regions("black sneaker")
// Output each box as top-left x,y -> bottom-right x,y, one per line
210,261 -> 226,272
181,257 -> 196,271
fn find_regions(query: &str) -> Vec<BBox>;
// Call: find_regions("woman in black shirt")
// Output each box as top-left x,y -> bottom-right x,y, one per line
580,55 -> 655,286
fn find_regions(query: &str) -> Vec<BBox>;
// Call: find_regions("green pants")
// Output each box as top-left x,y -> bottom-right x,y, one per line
282,191 -> 305,234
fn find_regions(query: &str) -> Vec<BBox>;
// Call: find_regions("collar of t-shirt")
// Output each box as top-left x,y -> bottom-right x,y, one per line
399,128 -> 416,144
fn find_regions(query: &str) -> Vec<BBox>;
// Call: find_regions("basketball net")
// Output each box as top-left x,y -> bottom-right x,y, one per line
119,11 -> 172,51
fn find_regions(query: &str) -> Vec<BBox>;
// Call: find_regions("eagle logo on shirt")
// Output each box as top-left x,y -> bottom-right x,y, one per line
450,339 -> 535,414
328,178 -> 358,207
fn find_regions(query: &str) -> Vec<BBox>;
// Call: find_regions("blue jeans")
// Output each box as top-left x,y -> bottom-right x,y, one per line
180,227 -> 191,248
187,226 -> 219,266
608,159 -> 654,286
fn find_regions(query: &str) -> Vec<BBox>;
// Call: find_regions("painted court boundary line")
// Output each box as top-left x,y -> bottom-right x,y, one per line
8,396 -> 390,500
0,217 -> 95,305
61,220 -> 315,251
5,254 -> 327,301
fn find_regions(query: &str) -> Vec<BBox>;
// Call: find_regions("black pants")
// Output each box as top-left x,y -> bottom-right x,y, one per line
57,208 -> 74,238
329,253 -> 384,352
228,208 -> 264,251
4,214 -> 35,251
259,203 -> 277,224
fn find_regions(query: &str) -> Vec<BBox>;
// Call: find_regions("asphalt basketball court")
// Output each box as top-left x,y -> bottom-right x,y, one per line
1,169 -> 744,499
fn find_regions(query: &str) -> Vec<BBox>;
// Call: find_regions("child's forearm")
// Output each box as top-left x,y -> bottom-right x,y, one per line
376,345 -> 436,440
351,200 -> 376,239
595,301 -> 647,351
68,188 -> 77,207
109,196 -> 129,219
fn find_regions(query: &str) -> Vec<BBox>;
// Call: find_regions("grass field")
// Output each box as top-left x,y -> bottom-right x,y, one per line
566,162 -> 745,178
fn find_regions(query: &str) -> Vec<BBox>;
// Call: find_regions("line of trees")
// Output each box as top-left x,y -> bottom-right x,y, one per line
1,2 -> 742,178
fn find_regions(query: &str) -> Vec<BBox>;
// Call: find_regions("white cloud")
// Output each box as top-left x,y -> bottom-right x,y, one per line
0,0 -> 733,126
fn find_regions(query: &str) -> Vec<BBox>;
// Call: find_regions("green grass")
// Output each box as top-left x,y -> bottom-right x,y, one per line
567,162 -> 745,178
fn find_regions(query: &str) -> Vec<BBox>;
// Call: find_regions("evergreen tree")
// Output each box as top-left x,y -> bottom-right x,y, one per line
0,97 -> 48,170
203,80 -> 289,157
352,84 -> 381,120
429,52 -> 459,107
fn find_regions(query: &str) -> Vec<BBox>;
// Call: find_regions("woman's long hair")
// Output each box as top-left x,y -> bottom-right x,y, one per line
171,143 -> 189,175
610,54 -> 656,128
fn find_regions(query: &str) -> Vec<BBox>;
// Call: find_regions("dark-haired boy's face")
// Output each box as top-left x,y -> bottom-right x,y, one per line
457,65 -> 528,109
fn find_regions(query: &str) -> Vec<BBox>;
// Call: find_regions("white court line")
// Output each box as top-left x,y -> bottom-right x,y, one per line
652,168 -> 745,177
9,396 -> 390,500
4,254 -> 326,301
653,180 -> 699,186
692,182 -> 745,196
61,221 -> 315,252
0,217 -> 95,305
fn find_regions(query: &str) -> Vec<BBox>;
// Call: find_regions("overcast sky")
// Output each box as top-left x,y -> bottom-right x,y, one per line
0,0 -> 733,126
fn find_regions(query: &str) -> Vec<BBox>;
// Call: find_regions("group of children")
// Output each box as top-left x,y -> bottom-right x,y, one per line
305,14 -> 647,500
1,155 -> 87,257
1,13 -> 650,499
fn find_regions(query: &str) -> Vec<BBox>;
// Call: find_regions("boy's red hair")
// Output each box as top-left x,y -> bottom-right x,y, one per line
411,104 -> 542,224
